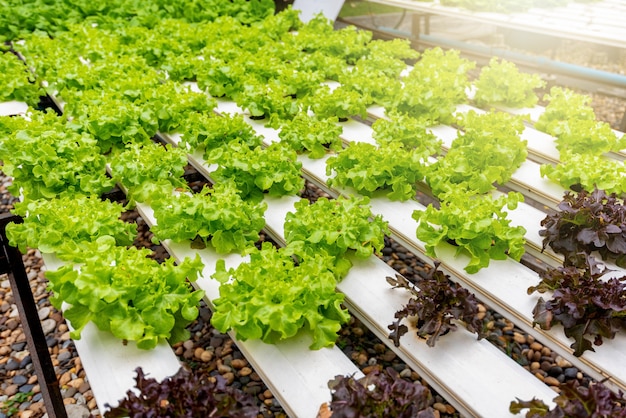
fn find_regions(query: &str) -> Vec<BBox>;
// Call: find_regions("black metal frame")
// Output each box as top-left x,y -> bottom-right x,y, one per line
0,213 -> 67,418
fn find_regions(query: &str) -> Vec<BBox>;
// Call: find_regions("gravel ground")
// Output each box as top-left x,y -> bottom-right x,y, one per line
1,33 -> 625,418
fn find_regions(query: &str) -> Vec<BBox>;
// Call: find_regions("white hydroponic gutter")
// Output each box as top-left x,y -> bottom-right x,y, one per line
0,100 -> 28,116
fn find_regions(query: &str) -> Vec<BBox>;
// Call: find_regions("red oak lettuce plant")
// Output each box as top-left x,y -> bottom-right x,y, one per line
105,367 -> 259,418
326,367 -> 436,418
539,188 -> 626,268
387,262 -> 485,347
528,254 -> 626,357
510,380 -> 626,417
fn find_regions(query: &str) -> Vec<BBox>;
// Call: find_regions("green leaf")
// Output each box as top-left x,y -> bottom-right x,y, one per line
111,309 -> 146,341
63,304 -> 94,340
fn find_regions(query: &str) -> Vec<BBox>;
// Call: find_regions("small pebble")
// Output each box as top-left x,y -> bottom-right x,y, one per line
62,387 -> 77,398
239,367 -> 252,377
231,359 -> 247,369
563,367 -> 578,380
4,384 -> 18,396
362,365 -> 378,375
382,350 -> 396,362
59,372 -> 71,387
19,384 -> 34,393
555,356 -> 572,369
6,359 -> 20,371
40,319 -> 57,335
69,378 -> 84,390
217,363 -> 231,374
433,402 -> 448,413
356,353 -> 368,366
548,366 -> 563,377
13,375 -> 28,385
37,307 -> 50,321
57,350 -> 72,363
222,372 -> 235,385
513,332 -> 526,344
200,350 -> 213,362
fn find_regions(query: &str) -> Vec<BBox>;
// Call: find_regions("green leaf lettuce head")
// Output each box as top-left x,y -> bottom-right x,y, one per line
292,15 -> 372,65
278,113 -> 343,159
109,141 -> 189,204
338,63 -> 403,108
208,142 -> 304,200
551,118 -> 622,156
284,196 -> 389,276
394,47 -> 475,124
326,141 -> 428,201
150,181 -> 267,254
0,111 -> 115,200
371,112 -> 440,153
211,243 -> 350,350
178,112 -> 263,154
535,86 -> 596,137
473,57 -> 545,108
0,51 -> 44,105
306,84 -> 369,121
46,245 -> 205,350
7,195 -> 136,261
426,111 -> 527,197
540,153 -> 626,196
66,90 -> 158,153
414,191 -> 527,274
139,81 -> 217,133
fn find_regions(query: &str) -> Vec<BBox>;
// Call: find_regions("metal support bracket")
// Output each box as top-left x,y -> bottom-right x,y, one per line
411,12 -> 431,40
0,213 -> 67,418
